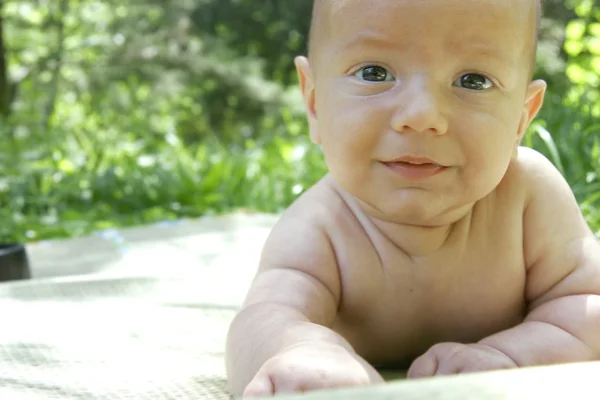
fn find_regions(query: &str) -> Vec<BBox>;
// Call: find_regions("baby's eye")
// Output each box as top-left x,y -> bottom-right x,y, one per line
354,66 -> 395,82
454,73 -> 494,91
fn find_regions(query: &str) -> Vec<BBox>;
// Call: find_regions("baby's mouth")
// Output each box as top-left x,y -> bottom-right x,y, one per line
382,158 -> 448,180
389,161 -> 439,168
384,156 -> 445,167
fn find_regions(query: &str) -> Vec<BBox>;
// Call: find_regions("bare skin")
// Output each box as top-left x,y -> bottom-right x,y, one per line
228,150 -> 600,396
226,0 -> 600,397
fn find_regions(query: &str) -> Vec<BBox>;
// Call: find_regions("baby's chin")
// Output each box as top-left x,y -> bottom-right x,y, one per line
327,172 -> 482,227
353,189 -> 476,228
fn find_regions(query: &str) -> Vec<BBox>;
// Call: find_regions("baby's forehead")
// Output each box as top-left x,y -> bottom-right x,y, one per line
309,0 -> 538,67
322,0 -> 534,29
315,0 -> 537,18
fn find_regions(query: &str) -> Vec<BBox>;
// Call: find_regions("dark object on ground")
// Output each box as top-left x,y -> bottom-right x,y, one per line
0,244 -> 31,282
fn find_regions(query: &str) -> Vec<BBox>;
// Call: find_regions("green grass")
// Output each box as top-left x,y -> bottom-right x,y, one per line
0,90 -> 598,243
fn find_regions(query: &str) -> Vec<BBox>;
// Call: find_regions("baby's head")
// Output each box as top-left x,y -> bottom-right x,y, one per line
295,0 -> 547,226
307,0 -> 542,79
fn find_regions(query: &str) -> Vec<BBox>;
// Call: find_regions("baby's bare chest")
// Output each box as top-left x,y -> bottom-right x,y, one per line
330,218 -> 526,363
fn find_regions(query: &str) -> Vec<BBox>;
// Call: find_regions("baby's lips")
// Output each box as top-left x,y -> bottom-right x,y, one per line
385,155 -> 446,167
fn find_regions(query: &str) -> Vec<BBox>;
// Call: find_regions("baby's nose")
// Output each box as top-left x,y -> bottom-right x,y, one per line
390,81 -> 449,135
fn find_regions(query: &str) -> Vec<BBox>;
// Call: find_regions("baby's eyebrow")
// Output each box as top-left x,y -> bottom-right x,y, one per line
337,31 -> 518,70
338,30 -> 404,52
453,41 -> 516,66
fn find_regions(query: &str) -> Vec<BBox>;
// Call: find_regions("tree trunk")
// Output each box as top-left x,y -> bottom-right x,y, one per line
0,1 -> 10,117
43,0 -> 68,131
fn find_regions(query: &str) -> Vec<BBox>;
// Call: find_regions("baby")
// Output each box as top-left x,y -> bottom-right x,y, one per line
226,0 -> 600,397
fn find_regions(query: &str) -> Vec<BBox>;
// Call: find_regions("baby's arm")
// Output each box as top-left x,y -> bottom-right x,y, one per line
479,149 -> 600,363
226,209 -> 382,396
410,149 -> 600,376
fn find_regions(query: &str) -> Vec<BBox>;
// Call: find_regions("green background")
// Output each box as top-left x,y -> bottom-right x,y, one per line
0,0 -> 599,242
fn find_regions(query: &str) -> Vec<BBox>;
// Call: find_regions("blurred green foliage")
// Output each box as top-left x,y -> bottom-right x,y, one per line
0,0 -> 598,242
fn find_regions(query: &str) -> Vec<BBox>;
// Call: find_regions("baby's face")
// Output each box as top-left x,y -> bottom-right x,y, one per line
298,0 -> 545,226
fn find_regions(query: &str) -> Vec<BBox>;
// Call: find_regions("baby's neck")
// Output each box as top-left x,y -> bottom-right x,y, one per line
369,216 -> 470,257
330,180 -> 474,257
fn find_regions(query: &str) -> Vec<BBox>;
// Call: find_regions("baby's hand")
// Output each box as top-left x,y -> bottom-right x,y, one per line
407,342 -> 518,378
243,341 -> 383,397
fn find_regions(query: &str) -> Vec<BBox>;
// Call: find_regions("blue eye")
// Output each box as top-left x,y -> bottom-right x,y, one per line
354,66 -> 395,82
454,73 -> 494,90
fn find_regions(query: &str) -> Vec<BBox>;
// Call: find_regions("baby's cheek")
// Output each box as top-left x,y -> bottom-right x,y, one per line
321,121 -> 380,160
460,154 -> 511,200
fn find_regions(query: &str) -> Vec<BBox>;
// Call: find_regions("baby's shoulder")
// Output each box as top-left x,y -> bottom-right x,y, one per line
513,146 -> 561,175
500,146 -> 565,199
259,175 -> 355,267
254,175 -> 356,305
279,174 -> 357,231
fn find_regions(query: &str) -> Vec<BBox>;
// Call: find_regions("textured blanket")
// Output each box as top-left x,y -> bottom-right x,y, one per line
0,276 -> 234,399
0,214 -> 277,399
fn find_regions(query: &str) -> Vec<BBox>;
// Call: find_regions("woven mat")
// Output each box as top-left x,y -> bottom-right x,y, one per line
0,276 -> 234,399
0,213 -> 413,399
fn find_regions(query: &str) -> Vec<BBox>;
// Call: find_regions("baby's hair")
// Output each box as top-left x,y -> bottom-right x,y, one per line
307,0 -> 542,78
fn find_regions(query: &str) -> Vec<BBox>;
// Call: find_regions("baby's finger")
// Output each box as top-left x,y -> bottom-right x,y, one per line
243,374 -> 274,398
407,352 -> 438,379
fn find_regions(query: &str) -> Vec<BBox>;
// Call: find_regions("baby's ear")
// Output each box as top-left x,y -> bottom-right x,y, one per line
294,56 -> 320,144
513,79 -> 546,158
